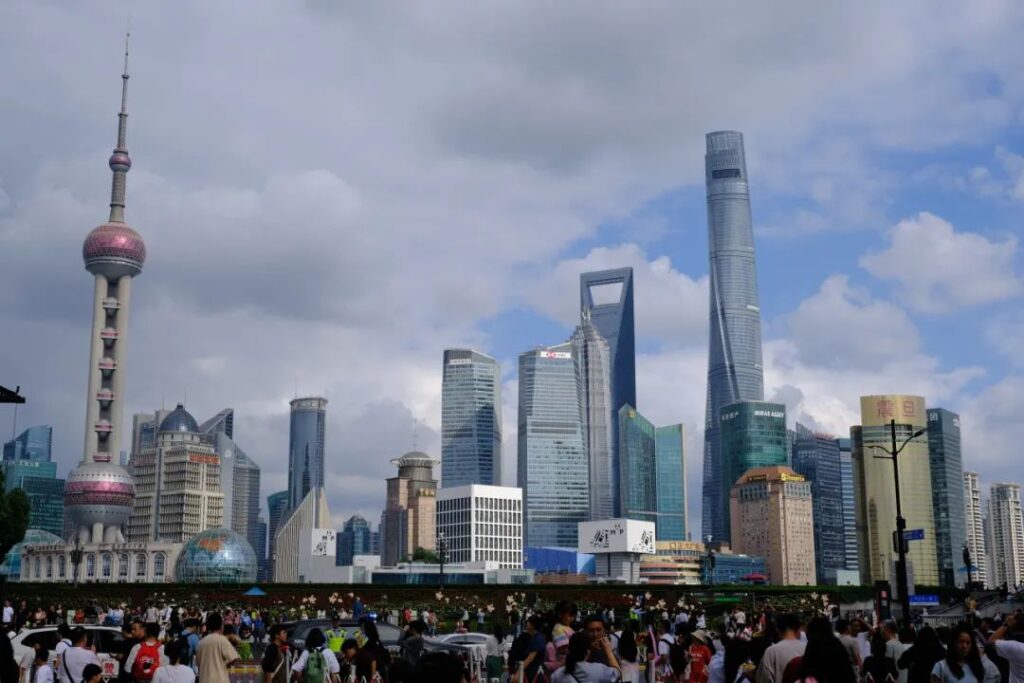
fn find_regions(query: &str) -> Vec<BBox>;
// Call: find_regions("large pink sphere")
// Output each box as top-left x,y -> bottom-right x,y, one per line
83,222 -> 146,278
64,461 -> 136,530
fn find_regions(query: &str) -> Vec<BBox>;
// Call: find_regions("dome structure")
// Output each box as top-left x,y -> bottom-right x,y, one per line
390,451 -> 439,480
159,404 -> 199,433
63,461 -> 136,534
0,529 -> 64,581
83,222 -> 146,279
174,528 -> 258,584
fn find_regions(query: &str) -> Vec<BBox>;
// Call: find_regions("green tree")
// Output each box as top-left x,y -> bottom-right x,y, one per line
410,547 -> 439,564
0,469 -> 29,564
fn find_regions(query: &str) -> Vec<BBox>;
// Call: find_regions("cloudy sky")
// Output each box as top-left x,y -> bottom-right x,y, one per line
2,1 -> 1023,539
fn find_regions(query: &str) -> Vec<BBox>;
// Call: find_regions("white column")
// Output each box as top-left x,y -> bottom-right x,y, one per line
83,274 -> 109,462
109,275 -> 133,461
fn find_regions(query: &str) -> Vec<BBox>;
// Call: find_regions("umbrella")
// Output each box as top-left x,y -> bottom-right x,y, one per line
243,586 -> 267,596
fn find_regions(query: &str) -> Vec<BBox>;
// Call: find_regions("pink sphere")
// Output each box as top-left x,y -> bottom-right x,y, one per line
83,222 -> 146,278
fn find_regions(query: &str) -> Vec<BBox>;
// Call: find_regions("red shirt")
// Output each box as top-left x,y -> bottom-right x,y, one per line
688,644 -> 712,683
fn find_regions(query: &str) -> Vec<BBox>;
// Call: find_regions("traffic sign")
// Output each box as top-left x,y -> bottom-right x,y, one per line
909,594 -> 939,606
904,529 -> 925,541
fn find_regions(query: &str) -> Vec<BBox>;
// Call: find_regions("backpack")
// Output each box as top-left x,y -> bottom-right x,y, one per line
131,642 -> 161,682
303,648 -> 327,683
666,637 -> 688,675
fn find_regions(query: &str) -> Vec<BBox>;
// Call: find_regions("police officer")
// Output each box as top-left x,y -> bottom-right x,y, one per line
324,616 -> 348,655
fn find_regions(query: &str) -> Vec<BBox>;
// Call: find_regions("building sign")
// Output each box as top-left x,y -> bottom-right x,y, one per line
311,528 -> 336,557
188,453 -> 219,465
539,351 -> 572,360
578,519 -> 656,555
447,358 -> 472,366
753,410 -> 785,419
868,396 -> 924,426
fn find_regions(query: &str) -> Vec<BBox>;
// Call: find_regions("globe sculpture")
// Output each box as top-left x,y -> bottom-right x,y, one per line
174,527 -> 257,584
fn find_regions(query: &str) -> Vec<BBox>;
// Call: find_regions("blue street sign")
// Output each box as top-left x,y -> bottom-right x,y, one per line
904,529 -> 925,541
909,594 -> 939,606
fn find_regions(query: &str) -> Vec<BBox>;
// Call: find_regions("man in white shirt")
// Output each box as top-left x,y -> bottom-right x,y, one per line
654,620 -> 674,678
989,612 -> 1024,683
58,629 -> 100,683
33,648 -> 54,683
3,601 -> 14,628
53,626 -> 72,657
755,615 -> 806,683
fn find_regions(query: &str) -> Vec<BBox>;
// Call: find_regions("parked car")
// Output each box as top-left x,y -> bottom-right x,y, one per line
433,633 -> 501,662
11,626 -> 124,679
285,619 -> 404,653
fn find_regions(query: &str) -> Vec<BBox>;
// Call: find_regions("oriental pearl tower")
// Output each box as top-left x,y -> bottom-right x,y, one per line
64,38 -> 144,544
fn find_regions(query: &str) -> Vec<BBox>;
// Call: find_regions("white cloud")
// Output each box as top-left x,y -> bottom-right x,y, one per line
985,311 -> 1024,367
860,212 -> 1022,313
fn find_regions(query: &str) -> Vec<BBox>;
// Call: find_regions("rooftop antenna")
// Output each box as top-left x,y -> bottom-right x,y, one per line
412,418 -> 418,452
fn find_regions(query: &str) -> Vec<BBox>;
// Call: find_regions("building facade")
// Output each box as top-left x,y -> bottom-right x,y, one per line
288,397 -> 327,511
266,490 -> 289,579
381,452 -> 438,566
837,438 -> 860,577
718,401 -> 787,544
654,424 -> 686,542
337,514 -> 376,566
3,425 -> 53,463
927,408 -> 967,587
791,424 -> 848,584
618,406 -> 656,527
701,131 -> 766,544
852,395 -> 938,586
517,343 -> 589,548
198,409 -> 262,559
963,472 -> 989,587
273,487 -> 334,583
436,484 -> 523,569
440,349 -> 502,488
986,483 -> 1024,589
21,477 -> 65,537
730,466 -> 815,586
570,316 -> 614,520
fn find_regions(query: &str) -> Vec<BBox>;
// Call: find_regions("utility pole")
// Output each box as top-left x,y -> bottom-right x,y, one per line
438,532 -> 447,588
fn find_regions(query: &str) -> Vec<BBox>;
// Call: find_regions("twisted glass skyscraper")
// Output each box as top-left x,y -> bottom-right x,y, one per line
702,131 -> 766,543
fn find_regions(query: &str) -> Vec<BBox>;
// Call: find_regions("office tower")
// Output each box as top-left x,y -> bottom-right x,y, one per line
701,132 -> 766,543
3,425 -> 53,462
274,487 -> 333,583
381,451 -> 439,566
288,397 -> 327,510
20,478 -> 65,537
131,410 -> 171,456
517,343 -> 589,548
337,514 -> 375,566
791,425 -> 847,584
730,466 -> 816,586
718,401 -> 787,543
266,490 -> 289,578
986,483 -> 1024,589
199,409 -> 262,558
441,349 -> 502,488
927,408 -> 967,587
127,404 -> 224,543
256,517 -> 268,574
570,315 -> 615,519
580,269 -> 635,514
837,438 -> 860,576
436,485 -> 523,569
963,472 -> 989,588
655,424 -> 687,542
66,46 -> 144,544
852,395 -> 938,586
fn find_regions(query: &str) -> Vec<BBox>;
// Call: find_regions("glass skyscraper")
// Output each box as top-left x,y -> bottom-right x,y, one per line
927,408 -> 967,586
337,514 -> 375,566
441,349 -> 502,488
2,425 -> 63,535
619,406 -> 686,542
718,401 -> 786,543
655,423 -> 686,541
580,268 -> 635,517
3,425 -> 53,462
701,131 -> 766,543
288,397 -> 327,510
570,315 -> 614,519
837,438 -> 860,576
21,477 -> 65,536
517,342 -> 589,548
266,489 -> 289,580
792,424 -> 847,584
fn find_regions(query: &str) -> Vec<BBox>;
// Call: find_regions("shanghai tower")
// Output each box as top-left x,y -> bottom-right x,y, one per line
701,131 -> 765,544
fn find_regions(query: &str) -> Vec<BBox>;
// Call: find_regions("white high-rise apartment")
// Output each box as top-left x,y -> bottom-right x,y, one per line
986,483 -> 1024,589
436,485 -> 523,569
963,472 -> 989,587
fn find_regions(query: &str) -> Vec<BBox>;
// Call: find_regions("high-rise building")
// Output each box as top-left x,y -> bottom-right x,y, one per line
517,343 -> 589,548
288,397 -> 327,511
927,408 -> 967,587
20,477 -> 66,537
792,424 -> 847,584
256,516 -> 268,574
440,349 -> 502,488
963,471 -> 989,588
3,426 -> 53,462
436,484 -> 523,569
65,47 -> 145,545
852,395 -> 938,586
986,483 -> 1024,589
337,514 -> 376,566
655,424 -> 686,542
127,404 -> 224,543
718,401 -> 787,543
266,490 -> 289,579
701,131 -> 766,544
273,487 -> 333,583
380,452 -> 439,566
570,316 -> 614,520
730,465 -> 815,586
837,438 -> 860,577
131,410 -> 170,456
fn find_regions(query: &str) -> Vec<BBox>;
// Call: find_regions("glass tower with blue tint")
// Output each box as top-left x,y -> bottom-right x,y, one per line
580,268 -> 635,516
517,342 -> 589,548
3,425 -> 53,462
619,406 -> 657,527
441,349 -> 502,488
792,424 -> 847,584
927,408 -> 967,587
837,438 -> 860,575
701,131 -> 766,543
266,489 -> 289,579
337,514 -> 375,566
655,423 -> 686,541
718,401 -> 786,544
570,315 -> 614,520
288,397 -> 327,511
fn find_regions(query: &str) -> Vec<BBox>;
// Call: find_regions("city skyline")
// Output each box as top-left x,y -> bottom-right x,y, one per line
2,3 -> 1024,536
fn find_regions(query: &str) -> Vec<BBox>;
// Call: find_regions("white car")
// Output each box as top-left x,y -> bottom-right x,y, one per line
435,632 -> 502,662
11,626 -> 124,679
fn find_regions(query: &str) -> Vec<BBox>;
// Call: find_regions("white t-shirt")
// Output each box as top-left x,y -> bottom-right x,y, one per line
995,640 -> 1024,683
657,635 -> 674,675
53,641 -> 70,657
290,648 -> 340,674
551,662 -> 621,683
3,606 -> 13,623
58,647 -> 100,683
153,664 -> 195,683
34,665 -> 53,683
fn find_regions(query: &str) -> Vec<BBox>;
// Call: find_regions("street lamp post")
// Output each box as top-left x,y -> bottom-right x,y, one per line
869,419 -> 927,627
437,532 -> 447,588
70,538 -> 83,588
704,535 -> 715,587
963,544 -> 974,589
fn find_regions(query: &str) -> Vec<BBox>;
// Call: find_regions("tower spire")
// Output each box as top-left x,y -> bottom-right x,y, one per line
108,31 -> 132,223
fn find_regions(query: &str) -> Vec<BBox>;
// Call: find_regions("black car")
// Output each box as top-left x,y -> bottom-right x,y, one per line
283,619 -> 471,659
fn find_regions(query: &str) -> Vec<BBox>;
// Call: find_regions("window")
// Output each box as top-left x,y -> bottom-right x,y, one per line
101,554 -> 112,579
119,554 -> 129,580
33,557 -> 41,579
154,554 -> 165,579
136,554 -> 147,578
45,557 -> 53,579
86,554 -> 96,578
712,168 -> 741,179
58,556 -> 66,579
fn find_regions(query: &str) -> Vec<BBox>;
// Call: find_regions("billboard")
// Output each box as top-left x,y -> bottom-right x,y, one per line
578,519 -> 656,555
311,528 -> 337,557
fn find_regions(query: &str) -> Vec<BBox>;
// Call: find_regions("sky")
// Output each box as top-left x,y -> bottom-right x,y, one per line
1,1 -> 1023,539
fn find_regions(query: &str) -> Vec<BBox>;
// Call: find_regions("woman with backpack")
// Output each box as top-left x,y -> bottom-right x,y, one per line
126,624 -> 166,683
290,629 -> 339,683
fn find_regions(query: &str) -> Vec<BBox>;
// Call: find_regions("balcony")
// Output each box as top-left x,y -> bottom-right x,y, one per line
94,452 -> 113,462
100,328 -> 119,346
102,297 -> 120,311
96,389 -> 114,406
98,358 -> 117,376
95,420 -> 113,434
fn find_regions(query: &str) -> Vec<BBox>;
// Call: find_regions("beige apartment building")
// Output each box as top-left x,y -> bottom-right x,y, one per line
380,451 -> 438,566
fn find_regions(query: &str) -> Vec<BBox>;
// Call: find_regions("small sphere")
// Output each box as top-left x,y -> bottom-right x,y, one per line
83,222 -> 146,279
108,152 -> 132,173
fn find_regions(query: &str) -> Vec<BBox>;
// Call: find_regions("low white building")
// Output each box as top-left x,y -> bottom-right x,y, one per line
274,487 -> 337,583
578,519 -> 656,583
371,560 -> 533,584
20,540 -> 182,583
437,484 -> 523,569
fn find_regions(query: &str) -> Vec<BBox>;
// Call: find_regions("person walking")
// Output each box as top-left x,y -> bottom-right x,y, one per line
126,623 -> 166,683
988,612 -> 1024,683
153,642 -> 195,683
930,626 -> 991,683
195,614 -> 240,683
30,648 -> 52,683
289,629 -> 338,683
755,614 -> 805,683
261,625 -> 289,683
57,629 -> 99,683
551,632 -> 620,683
